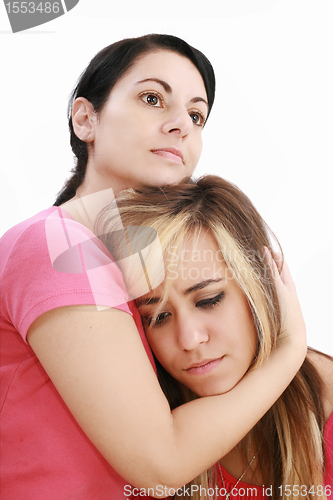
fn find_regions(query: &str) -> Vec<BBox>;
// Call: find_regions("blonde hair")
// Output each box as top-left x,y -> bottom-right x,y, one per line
97,175 -> 327,500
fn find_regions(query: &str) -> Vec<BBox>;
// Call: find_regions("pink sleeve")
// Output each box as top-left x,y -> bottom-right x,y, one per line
1,208 -> 132,342
325,411 -> 333,491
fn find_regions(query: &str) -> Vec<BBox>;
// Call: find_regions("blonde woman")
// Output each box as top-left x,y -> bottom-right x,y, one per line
100,175 -> 332,499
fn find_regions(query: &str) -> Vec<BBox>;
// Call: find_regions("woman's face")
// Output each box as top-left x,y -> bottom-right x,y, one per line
89,50 -> 208,193
137,232 -> 258,397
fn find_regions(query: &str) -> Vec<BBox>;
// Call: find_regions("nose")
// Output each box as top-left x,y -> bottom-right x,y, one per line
175,314 -> 209,351
161,107 -> 193,138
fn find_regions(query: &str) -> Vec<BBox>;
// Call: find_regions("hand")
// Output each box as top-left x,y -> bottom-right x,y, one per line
264,247 -> 307,353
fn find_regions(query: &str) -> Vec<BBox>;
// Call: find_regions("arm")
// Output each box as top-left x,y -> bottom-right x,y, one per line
27,258 -> 306,492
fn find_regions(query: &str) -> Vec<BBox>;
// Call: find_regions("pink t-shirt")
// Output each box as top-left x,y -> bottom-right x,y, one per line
0,207 -> 155,499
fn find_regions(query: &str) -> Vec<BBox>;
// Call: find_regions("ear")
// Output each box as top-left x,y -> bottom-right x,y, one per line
72,97 -> 97,143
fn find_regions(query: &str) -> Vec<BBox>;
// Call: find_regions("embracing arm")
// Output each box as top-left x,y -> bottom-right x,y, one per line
27,259 -> 306,492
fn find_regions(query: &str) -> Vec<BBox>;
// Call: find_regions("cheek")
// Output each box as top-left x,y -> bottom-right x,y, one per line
228,298 -> 257,355
249,326 -> 259,357
148,334 -> 178,373
101,106 -> 143,142
189,135 -> 203,169
241,313 -> 258,359
148,336 -> 179,380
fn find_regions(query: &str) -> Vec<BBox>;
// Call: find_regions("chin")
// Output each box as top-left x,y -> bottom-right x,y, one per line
194,381 -> 239,398
143,170 -> 189,188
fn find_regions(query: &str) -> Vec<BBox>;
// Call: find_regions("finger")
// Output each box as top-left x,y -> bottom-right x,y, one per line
277,259 -> 295,288
271,251 -> 283,271
263,247 -> 280,280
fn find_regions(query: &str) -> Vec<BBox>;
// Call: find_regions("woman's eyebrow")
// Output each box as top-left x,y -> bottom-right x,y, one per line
136,78 -> 172,93
136,296 -> 161,308
184,278 -> 224,295
190,96 -> 208,108
136,78 -> 208,108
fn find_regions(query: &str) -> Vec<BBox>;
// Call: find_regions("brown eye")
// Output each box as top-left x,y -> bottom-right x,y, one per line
141,92 -> 163,107
189,112 -> 205,126
147,95 -> 158,105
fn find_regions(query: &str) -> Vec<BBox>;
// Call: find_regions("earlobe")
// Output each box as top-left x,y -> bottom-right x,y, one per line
72,97 -> 96,143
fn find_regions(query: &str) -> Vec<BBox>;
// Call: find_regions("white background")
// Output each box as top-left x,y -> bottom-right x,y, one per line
0,0 -> 332,354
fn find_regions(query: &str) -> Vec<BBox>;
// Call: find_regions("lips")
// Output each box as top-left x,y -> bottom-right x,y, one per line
151,148 -> 184,164
184,357 -> 224,375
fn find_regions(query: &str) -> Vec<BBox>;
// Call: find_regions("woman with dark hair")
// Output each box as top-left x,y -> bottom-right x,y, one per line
101,175 -> 332,499
55,34 -> 215,206
0,35 -> 306,499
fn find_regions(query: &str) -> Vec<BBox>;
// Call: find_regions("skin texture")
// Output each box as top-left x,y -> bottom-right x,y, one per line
138,231 -> 258,397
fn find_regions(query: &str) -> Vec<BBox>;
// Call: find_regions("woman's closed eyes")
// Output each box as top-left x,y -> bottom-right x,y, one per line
143,290 -> 225,329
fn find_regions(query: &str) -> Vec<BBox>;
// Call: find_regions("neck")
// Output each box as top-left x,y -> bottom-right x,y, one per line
61,160 -> 135,231
62,187 -> 116,233
219,444 -> 262,486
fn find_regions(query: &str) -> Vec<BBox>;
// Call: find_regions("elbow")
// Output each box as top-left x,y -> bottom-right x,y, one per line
123,458 -> 188,497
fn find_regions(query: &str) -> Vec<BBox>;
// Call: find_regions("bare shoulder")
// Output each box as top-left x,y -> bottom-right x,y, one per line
307,349 -> 333,421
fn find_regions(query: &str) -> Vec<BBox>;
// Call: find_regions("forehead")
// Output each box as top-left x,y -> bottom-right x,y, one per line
137,231 -> 229,306
113,49 -> 207,98
161,231 -> 228,290
171,231 -> 226,281
175,230 -> 221,262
